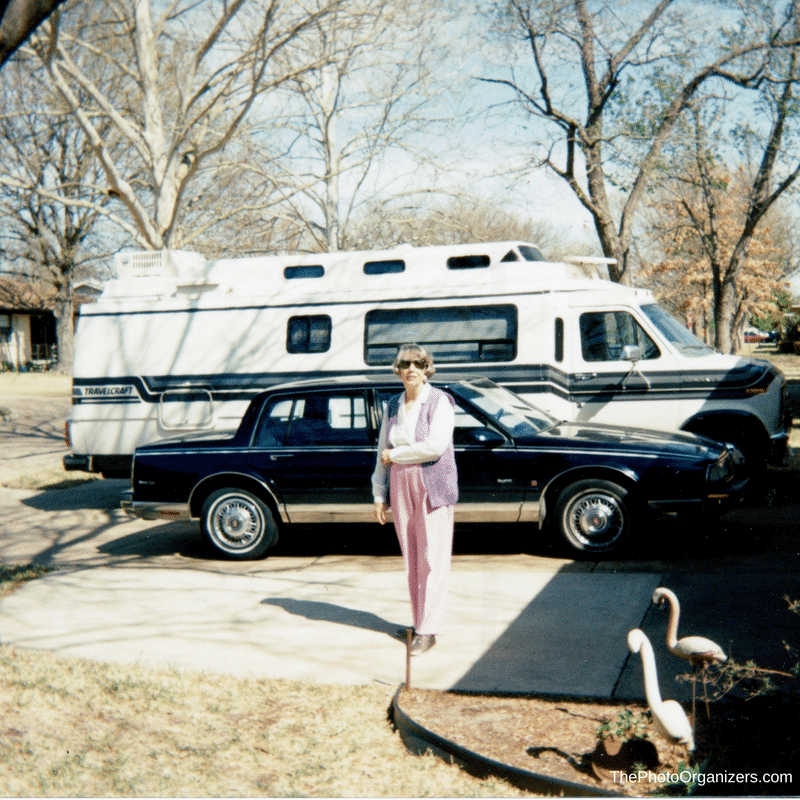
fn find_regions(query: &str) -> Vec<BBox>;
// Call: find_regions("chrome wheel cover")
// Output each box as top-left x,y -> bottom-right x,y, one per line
564,492 -> 625,551
209,495 -> 265,551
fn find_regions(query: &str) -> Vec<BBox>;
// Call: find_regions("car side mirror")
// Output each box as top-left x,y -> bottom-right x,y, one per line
622,344 -> 642,362
464,427 -> 505,448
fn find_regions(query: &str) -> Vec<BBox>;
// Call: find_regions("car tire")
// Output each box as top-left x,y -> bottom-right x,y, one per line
201,488 -> 279,560
553,479 -> 633,556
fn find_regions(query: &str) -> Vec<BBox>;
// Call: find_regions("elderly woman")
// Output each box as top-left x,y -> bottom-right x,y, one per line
372,343 -> 458,656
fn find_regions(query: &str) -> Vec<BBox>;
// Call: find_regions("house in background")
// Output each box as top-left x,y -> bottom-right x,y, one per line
0,306 -> 56,369
0,278 -> 102,370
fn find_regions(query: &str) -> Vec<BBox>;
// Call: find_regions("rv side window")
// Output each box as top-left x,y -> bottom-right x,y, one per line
579,311 -> 660,362
447,254 -> 490,269
364,259 -> 405,275
555,317 -> 564,362
364,305 -> 517,365
287,315 -> 332,353
284,265 -> 324,279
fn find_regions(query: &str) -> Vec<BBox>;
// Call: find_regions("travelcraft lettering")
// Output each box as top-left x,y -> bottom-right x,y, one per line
85,386 -> 133,396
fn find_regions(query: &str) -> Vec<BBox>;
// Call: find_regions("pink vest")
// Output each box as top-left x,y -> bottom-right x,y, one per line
386,387 -> 458,509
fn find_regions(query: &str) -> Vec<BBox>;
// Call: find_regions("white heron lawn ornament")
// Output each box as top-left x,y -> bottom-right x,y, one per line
627,628 -> 695,753
653,587 -> 727,718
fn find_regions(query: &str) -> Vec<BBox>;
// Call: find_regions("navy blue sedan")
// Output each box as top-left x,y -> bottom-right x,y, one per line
122,377 -> 747,559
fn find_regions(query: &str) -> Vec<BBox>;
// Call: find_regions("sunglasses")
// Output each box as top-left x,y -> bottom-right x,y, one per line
398,359 -> 428,371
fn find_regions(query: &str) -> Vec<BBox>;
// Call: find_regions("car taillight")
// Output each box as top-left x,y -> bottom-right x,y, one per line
64,421 -> 71,448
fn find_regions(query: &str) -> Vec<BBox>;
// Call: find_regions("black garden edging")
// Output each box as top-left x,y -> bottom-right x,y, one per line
391,685 -> 622,797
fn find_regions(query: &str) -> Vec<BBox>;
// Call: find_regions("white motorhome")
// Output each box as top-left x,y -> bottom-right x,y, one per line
64,241 -> 790,477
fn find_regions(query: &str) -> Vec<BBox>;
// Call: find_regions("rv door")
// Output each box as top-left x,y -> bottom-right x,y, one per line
569,308 -> 682,429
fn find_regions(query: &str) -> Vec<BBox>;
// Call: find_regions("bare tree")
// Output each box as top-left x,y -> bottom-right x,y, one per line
349,195 -> 568,255
481,0 -> 800,286
0,56 -> 112,371
24,0 -> 352,252
245,0 -> 460,253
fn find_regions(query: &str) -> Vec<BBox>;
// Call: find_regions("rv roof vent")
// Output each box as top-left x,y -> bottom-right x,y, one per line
115,250 -> 167,278
115,250 -> 207,279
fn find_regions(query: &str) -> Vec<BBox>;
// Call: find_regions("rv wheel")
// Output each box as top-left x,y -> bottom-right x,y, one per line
201,488 -> 279,560
554,479 -> 632,556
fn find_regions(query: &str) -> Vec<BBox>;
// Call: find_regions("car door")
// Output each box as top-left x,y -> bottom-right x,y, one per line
374,387 -> 524,523
247,389 -> 377,523
450,395 -> 525,522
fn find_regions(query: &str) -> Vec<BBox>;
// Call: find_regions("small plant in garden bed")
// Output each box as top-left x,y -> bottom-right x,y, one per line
597,707 -> 653,743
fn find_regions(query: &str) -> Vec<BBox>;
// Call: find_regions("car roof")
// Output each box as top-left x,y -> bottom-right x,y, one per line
250,373 -> 489,398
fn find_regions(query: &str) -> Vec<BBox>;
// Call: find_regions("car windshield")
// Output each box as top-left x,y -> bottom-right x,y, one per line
458,381 -> 557,435
641,304 -> 713,357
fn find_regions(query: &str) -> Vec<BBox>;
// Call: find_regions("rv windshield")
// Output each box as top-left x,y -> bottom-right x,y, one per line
641,304 -> 713,357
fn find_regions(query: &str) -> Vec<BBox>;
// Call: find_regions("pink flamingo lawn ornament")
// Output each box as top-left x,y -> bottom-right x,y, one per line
652,586 -> 727,719
628,629 -> 695,754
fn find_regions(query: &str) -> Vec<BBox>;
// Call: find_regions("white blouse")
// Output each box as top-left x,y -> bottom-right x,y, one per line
371,382 -> 455,503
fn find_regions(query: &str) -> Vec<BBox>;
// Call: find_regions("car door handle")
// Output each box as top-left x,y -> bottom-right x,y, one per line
270,454 -> 293,461
496,478 -> 513,484
574,373 -> 598,381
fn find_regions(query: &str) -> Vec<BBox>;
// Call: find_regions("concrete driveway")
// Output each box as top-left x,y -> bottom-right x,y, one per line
1,391 -> 799,703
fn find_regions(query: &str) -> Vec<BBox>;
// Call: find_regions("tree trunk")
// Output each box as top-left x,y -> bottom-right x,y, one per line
715,280 -> 738,354
53,280 -> 73,374
0,0 -> 66,66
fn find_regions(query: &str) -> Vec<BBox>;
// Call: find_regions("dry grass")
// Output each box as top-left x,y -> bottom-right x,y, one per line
2,465 -> 98,491
0,372 -> 71,399
0,646 -> 526,797
0,566 -> 57,601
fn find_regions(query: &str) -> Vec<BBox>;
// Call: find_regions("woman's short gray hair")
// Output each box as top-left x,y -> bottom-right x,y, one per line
391,343 -> 436,378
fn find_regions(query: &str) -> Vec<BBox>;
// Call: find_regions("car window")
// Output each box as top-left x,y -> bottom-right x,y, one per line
452,403 -> 491,445
254,393 -> 369,447
579,311 -> 660,362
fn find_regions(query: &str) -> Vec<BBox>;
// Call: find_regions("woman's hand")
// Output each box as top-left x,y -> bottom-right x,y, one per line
380,448 -> 392,466
373,501 -> 387,525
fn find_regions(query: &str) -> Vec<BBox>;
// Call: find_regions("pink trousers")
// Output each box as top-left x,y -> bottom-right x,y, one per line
390,463 -> 454,636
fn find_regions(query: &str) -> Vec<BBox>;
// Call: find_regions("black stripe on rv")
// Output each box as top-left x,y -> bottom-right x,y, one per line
71,361 -> 776,405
